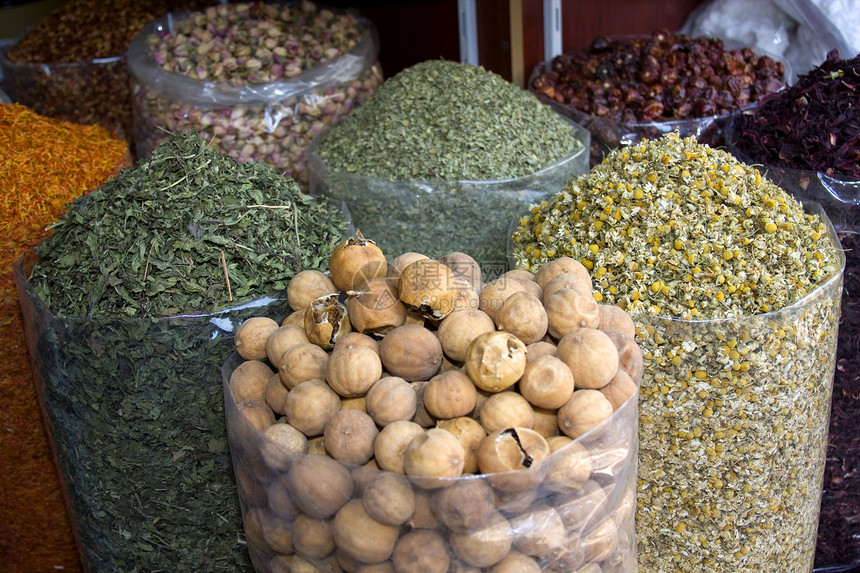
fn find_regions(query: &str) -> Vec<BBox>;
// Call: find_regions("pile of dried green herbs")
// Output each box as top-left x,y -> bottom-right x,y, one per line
511,133 -> 843,572
21,130 -> 347,572
316,59 -> 581,181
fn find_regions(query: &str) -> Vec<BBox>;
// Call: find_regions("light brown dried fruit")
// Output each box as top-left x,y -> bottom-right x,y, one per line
555,327 -> 619,390
544,288 -> 600,339
509,504 -> 566,557
542,271 -> 593,302
438,251 -> 483,292
287,454 -> 354,519
557,389 -> 613,439
599,368 -> 637,410
329,234 -> 388,293
602,329 -> 644,383
534,256 -> 592,292
265,372 -> 289,415
278,342 -> 329,389
362,472 -> 416,526
365,376 -> 418,426
387,251 -> 430,281
403,427 -> 466,480
435,416 -> 487,474
543,440 -> 592,493
292,513 -> 335,559
284,379 -> 341,437
229,359 -> 274,403
325,344 -> 383,397
266,324 -> 311,365
304,293 -> 352,350
237,399 -> 276,432
235,316 -> 280,361
379,323 -> 443,382
596,303 -> 636,338
423,370 -> 478,420
287,269 -> 337,311
398,258 -> 463,320
347,276 -> 407,336
518,354 -> 574,410
464,331 -> 527,393
373,420 -> 426,474
449,509 -> 512,568
392,529 -> 450,573
494,290 -> 548,345
437,308 -> 496,363
479,276 -> 543,321
430,478 -> 495,532
476,427 -> 550,474
479,391 -> 535,434
333,499 -> 400,564
324,409 -> 379,465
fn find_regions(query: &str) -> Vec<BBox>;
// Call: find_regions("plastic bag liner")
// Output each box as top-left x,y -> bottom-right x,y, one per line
307,119 -> 589,270
724,117 -> 860,235
222,351 -> 639,572
633,200 -> 845,572
0,43 -> 133,148
127,6 -> 383,188
14,250 -> 292,573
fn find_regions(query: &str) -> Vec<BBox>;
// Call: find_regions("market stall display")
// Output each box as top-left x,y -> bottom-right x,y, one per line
128,1 -> 383,188
0,0 -> 215,150
0,103 -> 130,573
309,59 -> 589,265
15,131 -> 348,572
223,241 -> 641,572
511,133 -> 844,572
530,30 -> 787,165
725,49 -> 860,571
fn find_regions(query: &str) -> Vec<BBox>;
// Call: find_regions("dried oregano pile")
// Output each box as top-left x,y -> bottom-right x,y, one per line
315,59 -> 581,181
512,133 -> 843,572
511,132 -> 839,319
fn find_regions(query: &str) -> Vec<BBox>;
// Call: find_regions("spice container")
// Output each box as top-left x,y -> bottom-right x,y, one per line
0,105 -> 130,573
530,30 -> 787,166
221,241 -> 641,572
127,1 -> 383,189
511,133 -> 844,572
309,59 -> 589,265
0,0 -> 216,151
15,131 -> 349,572
724,49 -> 860,571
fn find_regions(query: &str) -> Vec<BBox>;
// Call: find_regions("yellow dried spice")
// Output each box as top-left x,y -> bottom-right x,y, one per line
510,132 -> 840,319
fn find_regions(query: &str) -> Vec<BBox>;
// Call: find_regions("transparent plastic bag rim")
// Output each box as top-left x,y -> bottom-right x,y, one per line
126,5 -> 380,108
0,40 -> 125,71
308,115 -> 590,187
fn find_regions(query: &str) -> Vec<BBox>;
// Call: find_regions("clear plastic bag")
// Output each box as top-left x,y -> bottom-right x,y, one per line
307,119 -> 590,268
14,250 -> 292,573
633,202 -> 845,572
222,350 -> 639,572
127,6 -> 383,189
0,44 -> 133,145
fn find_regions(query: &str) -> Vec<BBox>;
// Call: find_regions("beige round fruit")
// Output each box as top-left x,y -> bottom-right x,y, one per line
387,251 -> 429,281
557,389 -> 614,439
534,256 -> 592,292
435,416 -> 487,474
403,428 -> 466,480
229,359 -> 274,403
265,372 -> 289,414
265,324 -> 311,365
542,272 -> 593,301
423,370 -> 478,420
235,316 -> 280,360
543,440 -> 592,493
479,391 -> 535,434
237,399 -> 276,432
329,234 -> 388,293
509,504 -> 566,557
365,376 -> 417,426
489,551 -> 541,573
333,499 -> 400,564
392,530 -> 450,573
378,324 -> 443,382
287,454 -> 354,519
449,509 -> 512,568
284,378 -> 341,437
603,329 -> 644,383
597,303 -> 637,338
437,309 -> 496,363
479,277 -> 542,322
494,291 -> 548,345
464,331 -> 527,393
438,251 -> 483,292
544,288 -> 600,339
292,512 -> 335,559
476,427 -> 550,474
261,422 -> 308,472
556,328 -> 619,390
347,276 -> 408,336
518,354 -> 575,410
599,368 -> 638,410
362,472 -> 416,526
278,342 -> 329,389
333,331 -> 380,355
326,344 -> 383,397
430,478 -> 495,532
324,409 -> 379,465
525,340 -> 557,363
373,420 -> 426,474
287,269 -> 337,311
398,258 -> 463,321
